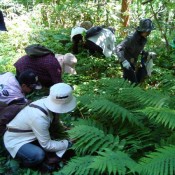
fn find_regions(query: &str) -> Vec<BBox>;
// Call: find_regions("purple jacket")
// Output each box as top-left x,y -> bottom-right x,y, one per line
14,54 -> 62,87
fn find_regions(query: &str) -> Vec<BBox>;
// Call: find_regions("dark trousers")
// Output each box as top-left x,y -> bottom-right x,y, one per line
84,40 -> 103,55
122,64 -> 147,84
72,34 -> 83,54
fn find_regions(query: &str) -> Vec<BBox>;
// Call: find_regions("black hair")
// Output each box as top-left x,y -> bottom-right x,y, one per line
17,70 -> 37,86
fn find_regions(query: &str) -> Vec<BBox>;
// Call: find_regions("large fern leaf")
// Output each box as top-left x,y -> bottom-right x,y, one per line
68,125 -> 125,155
135,145 -> 175,175
90,148 -> 137,175
139,107 -> 175,130
130,89 -> 170,108
88,98 -> 140,125
54,156 -> 96,175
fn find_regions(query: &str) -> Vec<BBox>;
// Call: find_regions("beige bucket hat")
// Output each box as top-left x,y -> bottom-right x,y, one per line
44,83 -> 76,113
55,53 -> 77,75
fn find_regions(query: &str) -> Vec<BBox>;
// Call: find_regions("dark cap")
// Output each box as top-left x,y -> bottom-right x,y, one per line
136,19 -> 155,32
0,11 -> 7,31
18,70 -> 42,90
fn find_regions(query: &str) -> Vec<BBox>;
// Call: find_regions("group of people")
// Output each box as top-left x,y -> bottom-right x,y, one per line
0,60 -> 77,172
1,10 -> 174,173
1,11 -> 78,172
71,19 -> 157,84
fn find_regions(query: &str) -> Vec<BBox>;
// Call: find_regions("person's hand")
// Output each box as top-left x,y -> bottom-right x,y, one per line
122,60 -> 131,69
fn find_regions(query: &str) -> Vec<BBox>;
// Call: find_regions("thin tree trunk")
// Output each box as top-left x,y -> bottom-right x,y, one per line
121,0 -> 132,27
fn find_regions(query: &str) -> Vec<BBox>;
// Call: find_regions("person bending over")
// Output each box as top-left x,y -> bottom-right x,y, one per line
115,19 -> 155,84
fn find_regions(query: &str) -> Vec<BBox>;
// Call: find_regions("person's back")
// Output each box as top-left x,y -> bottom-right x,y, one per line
71,21 -> 93,54
0,72 -> 27,105
0,70 -> 42,136
4,98 -> 51,157
14,53 -> 62,87
86,28 -> 116,57
0,70 -> 42,107
14,46 -> 77,87
116,31 -> 147,63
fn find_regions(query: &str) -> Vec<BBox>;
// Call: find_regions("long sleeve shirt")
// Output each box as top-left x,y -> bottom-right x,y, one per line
3,98 -> 68,158
115,31 -> 147,64
14,54 -> 62,87
0,72 -> 26,105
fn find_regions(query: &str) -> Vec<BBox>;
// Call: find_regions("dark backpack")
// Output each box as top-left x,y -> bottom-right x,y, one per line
25,44 -> 54,58
0,102 -> 30,136
85,26 -> 103,39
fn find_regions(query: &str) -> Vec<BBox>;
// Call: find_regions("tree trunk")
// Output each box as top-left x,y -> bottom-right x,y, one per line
121,0 -> 132,27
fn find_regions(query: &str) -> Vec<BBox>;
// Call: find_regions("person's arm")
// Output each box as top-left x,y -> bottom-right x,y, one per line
30,114 -> 68,153
49,114 -> 69,140
115,36 -> 132,62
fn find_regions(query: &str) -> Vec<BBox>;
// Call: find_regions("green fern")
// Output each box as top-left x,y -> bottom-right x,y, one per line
131,89 -> 170,108
88,98 -> 140,125
68,125 -> 125,155
90,148 -> 137,175
72,118 -> 107,133
54,150 -> 137,175
139,107 -> 175,130
135,145 -> 175,175
54,156 -> 96,175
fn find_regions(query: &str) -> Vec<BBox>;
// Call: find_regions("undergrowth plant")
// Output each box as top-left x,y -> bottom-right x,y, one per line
54,78 -> 175,175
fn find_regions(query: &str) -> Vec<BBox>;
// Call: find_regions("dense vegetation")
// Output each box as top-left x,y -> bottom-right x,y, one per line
0,0 -> 175,175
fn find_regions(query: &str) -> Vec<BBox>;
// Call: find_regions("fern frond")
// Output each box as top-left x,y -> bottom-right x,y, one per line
88,98 -> 140,125
140,107 -> 175,130
90,148 -> 137,175
68,125 -> 125,155
132,89 -> 169,108
136,145 -> 175,175
72,118 -> 106,133
54,156 -> 96,175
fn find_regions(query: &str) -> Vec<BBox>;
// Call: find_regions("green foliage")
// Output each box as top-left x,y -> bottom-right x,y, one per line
0,0 -> 175,174
136,146 -> 175,175
68,124 -> 125,155
140,107 -> 175,130
55,150 -> 137,175
65,78 -> 175,174
54,156 -> 96,175
90,149 -> 137,175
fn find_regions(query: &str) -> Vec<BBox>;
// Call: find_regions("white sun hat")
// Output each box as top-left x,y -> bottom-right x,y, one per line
55,53 -> 77,75
44,83 -> 77,113
71,26 -> 87,40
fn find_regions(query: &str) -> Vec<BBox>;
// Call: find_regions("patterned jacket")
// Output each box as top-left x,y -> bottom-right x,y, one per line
14,54 -> 62,87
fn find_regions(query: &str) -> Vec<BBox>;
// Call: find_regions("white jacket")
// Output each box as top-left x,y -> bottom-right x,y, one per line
3,98 -> 68,158
87,28 -> 116,57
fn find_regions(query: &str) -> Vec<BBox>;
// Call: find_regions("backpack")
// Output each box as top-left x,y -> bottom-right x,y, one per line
0,102 -> 49,136
25,44 -> 54,58
0,102 -> 30,136
85,26 -> 103,39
